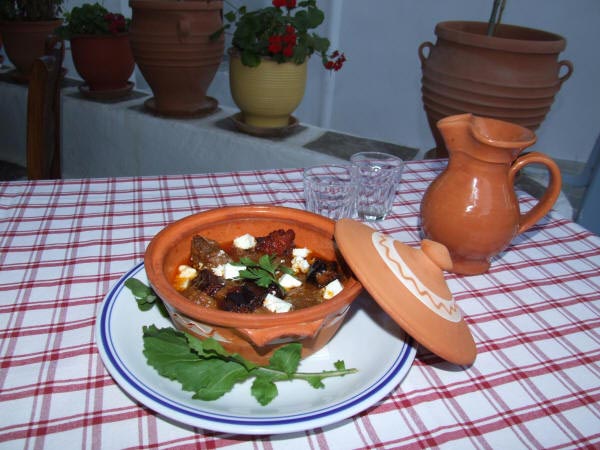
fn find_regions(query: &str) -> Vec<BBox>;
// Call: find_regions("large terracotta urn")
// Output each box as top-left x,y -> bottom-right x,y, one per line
0,19 -> 62,82
70,33 -> 135,96
419,21 -> 573,158
420,114 -> 562,275
129,0 -> 224,117
229,51 -> 307,129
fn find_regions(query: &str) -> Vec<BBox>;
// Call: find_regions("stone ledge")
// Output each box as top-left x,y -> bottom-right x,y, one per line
0,72 -> 419,179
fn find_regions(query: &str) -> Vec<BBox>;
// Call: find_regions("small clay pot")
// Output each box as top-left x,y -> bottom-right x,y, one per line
144,205 -> 363,365
70,33 -> 134,92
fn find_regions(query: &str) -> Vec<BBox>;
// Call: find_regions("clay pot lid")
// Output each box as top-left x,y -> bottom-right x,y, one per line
334,219 -> 476,366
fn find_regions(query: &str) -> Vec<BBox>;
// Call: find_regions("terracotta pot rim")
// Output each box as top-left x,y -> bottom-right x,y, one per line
70,32 -> 130,40
0,18 -> 62,24
435,20 -> 566,54
144,205 -> 363,329
129,0 -> 222,11
0,19 -> 62,30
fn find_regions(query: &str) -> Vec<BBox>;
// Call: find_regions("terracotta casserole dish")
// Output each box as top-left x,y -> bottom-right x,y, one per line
144,205 -> 363,364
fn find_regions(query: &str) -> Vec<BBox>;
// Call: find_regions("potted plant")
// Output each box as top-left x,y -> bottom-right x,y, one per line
57,3 -> 134,99
217,0 -> 345,132
418,0 -> 573,158
0,0 -> 64,82
129,0 -> 224,117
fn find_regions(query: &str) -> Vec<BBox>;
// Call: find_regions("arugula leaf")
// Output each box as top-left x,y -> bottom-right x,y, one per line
268,342 -> 302,376
186,332 -> 257,372
142,326 -> 358,406
143,325 -> 250,401
251,376 -> 278,406
124,278 -> 169,317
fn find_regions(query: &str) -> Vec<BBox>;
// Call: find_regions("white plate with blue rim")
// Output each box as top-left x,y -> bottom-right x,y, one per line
96,262 -> 416,435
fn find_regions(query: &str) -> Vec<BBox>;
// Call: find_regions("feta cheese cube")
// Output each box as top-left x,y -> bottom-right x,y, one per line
211,264 -> 225,277
223,262 -> 245,280
263,294 -> 293,313
323,279 -> 344,300
292,247 -> 311,258
279,273 -> 302,290
292,256 -> 310,274
233,233 -> 256,250
173,264 -> 198,291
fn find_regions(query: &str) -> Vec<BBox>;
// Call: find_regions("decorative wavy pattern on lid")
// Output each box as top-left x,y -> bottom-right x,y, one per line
372,232 -> 462,323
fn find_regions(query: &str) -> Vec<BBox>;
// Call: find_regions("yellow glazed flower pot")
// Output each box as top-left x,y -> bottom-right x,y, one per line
229,52 -> 307,128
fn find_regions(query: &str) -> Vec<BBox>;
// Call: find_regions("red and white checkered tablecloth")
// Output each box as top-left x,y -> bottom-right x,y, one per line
1,160 -> 599,449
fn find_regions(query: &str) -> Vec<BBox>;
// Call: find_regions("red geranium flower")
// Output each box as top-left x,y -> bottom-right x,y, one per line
221,0 -> 345,70
283,45 -> 294,57
268,35 -> 283,54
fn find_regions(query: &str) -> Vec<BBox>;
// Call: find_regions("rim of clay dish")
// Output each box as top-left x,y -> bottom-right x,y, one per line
144,205 -> 363,328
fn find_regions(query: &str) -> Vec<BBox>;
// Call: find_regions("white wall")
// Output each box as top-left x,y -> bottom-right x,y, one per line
213,0 -> 599,163
4,0 -> 599,163
298,0 -> 600,163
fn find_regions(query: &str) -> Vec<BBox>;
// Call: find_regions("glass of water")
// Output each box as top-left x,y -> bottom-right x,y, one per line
303,164 -> 355,220
350,152 -> 404,221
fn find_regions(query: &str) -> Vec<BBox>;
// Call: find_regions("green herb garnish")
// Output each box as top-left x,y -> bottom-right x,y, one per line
236,254 -> 294,288
124,278 -> 169,317
142,325 -> 357,406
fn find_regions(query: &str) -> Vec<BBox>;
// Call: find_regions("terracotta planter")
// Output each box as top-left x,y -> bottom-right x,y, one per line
129,0 -> 224,117
70,33 -> 135,95
419,21 -> 573,158
229,52 -> 307,128
144,205 -> 363,365
0,19 -> 62,82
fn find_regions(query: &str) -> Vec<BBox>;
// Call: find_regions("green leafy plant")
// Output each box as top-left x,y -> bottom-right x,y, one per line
0,0 -> 63,21
124,278 -> 357,405
214,0 -> 346,70
236,254 -> 295,288
56,2 -> 129,39
143,325 -> 357,406
124,278 -> 169,317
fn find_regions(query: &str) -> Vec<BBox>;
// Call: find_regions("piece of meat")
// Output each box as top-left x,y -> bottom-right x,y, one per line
306,259 -> 339,288
255,229 -> 295,257
190,235 -> 231,268
218,283 -> 266,313
180,285 -> 218,309
191,268 -> 225,296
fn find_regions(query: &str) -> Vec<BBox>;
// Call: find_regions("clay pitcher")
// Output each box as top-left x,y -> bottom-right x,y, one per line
420,113 -> 562,275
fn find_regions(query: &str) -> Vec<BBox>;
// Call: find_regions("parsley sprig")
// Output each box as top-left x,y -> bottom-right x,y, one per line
236,254 -> 294,288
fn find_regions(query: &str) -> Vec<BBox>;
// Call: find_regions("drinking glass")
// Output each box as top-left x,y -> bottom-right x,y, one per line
303,164 -> 355,220
350,152 -> 404,221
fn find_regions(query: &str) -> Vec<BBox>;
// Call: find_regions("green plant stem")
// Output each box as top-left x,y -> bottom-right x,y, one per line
252,366 -> 358,381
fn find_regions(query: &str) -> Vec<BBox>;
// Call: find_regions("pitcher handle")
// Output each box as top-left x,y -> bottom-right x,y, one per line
508,152 -> 563,234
